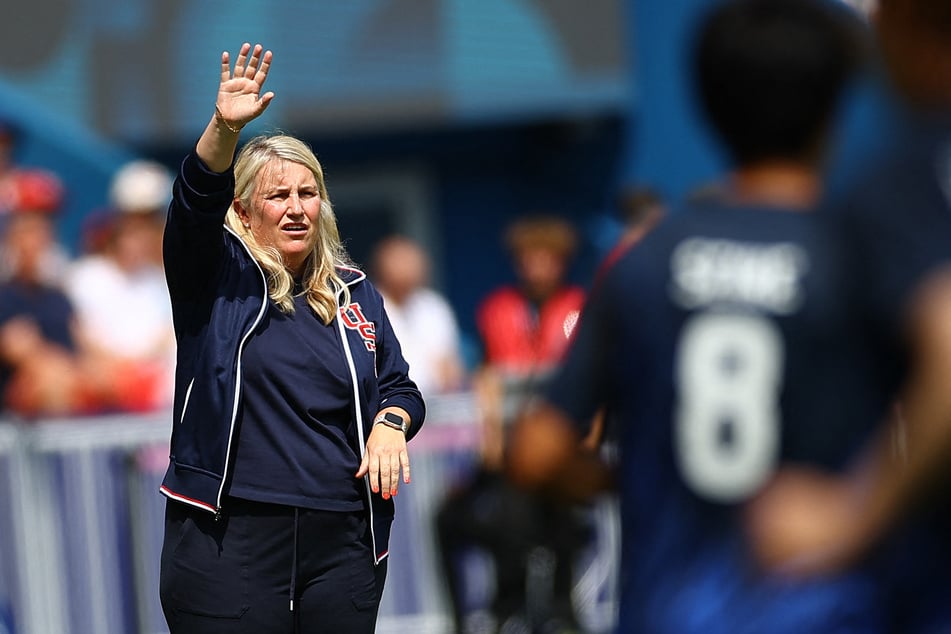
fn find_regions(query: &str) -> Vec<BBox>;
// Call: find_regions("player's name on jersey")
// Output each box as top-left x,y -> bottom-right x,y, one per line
669,237 -> 809,314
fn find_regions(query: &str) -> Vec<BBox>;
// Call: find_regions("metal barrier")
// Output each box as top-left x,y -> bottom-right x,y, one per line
0,394 -> 618,634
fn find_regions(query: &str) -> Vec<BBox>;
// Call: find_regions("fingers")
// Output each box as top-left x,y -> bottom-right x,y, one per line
223,43 -> 271,84
372,452 -> 398,499
232,42 -> 251,77
220,51 -> 231,84
244,44 -> 264,79
379,451 -> 411,497
254,50 -> 273,86
355,452 -> 370,479
401,449 -> 411,484
357,428 -> 411,500
379,454 -> 392,498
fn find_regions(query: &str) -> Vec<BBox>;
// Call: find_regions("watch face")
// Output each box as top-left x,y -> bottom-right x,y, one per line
381,412 -> 407,431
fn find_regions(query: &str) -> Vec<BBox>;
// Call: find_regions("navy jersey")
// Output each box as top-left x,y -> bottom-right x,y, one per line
546,200 -> 897,634
836,114 -> 951,634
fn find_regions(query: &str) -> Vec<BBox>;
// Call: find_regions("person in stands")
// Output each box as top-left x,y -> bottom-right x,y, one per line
436,215 -> 589,634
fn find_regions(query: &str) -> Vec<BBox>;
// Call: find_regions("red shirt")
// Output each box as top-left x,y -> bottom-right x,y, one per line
476,285 -> 586,375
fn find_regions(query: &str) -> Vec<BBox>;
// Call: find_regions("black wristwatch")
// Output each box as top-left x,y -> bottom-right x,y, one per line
374,411 -> 408,434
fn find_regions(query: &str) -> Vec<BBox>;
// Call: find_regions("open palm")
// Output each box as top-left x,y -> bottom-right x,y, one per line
216,42 -> 274,129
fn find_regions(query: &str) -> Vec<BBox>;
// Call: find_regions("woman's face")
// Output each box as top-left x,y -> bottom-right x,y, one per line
237,159 -> 321,276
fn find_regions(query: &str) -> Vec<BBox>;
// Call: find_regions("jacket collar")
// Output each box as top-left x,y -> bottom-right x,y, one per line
337,265 -> 366,287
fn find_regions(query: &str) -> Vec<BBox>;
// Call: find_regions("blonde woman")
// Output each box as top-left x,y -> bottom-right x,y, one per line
158,43 -> 424,633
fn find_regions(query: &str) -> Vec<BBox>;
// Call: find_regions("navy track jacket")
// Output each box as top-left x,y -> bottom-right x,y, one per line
159,151 -> 425,563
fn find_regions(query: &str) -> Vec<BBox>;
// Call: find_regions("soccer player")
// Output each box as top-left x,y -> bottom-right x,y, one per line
744,1 -> 951,631
506,0 -> 887,632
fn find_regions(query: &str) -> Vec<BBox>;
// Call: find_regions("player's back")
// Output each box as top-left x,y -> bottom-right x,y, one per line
578,199 -> 896,633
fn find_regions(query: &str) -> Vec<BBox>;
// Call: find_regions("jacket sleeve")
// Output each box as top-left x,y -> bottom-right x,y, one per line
371,288 -> 426,441
163,150 -> 236,303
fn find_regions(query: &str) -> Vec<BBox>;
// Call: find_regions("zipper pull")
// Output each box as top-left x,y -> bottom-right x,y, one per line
214,509 -> 222,522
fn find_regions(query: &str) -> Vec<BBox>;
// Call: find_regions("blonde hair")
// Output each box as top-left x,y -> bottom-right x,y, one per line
224,134 -> 352,324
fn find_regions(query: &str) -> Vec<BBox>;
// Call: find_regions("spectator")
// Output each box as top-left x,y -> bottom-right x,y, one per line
0,121 -> 72,284
0,171 -> 107,417
0,119 -> 22,215
66,159 -> 175,412
476,215 -> 584,379
436,214 -> 589,634
369,234 -> 466,397
0,168 -> 71,284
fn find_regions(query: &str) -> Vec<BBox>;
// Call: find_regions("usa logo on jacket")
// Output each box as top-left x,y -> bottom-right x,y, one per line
339,302 -> 377,351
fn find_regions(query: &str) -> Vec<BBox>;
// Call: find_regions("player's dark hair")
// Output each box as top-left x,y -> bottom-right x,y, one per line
692,0 -> 866,167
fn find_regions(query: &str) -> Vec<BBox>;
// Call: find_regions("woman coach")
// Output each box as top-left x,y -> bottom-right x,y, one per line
158,43 -> 425,633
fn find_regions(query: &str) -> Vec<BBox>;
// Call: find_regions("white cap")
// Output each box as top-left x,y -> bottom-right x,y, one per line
109,160 -> 173,214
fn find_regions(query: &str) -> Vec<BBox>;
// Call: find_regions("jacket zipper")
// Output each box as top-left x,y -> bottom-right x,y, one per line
214,227 -> 270,518
334,286 -> 380,562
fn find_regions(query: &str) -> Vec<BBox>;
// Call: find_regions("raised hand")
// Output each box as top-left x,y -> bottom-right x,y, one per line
216,42 -> 274,132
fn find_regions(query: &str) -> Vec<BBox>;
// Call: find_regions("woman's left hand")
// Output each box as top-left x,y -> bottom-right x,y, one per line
357,424 -> 411,500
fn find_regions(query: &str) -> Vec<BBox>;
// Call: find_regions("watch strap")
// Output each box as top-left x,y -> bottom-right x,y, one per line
374,411 -> 408,434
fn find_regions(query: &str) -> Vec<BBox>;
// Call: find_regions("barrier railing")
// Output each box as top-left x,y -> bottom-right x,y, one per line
0,393 -> 618,634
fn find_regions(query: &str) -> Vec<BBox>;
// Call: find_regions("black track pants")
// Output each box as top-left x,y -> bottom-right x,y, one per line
160,497 -> 387,634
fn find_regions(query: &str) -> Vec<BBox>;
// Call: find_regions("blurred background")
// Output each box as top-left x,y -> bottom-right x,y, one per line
0,1 -> 887,633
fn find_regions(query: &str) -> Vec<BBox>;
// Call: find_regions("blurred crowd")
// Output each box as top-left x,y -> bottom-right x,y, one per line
0,123 -> 174,419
